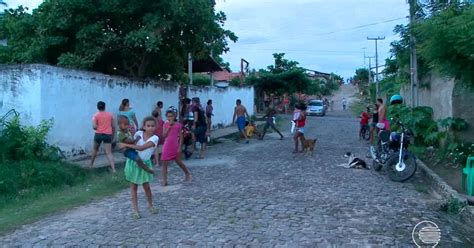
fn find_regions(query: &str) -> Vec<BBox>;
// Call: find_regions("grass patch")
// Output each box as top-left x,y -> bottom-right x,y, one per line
0,163 -> 128,234
350,99 -> 367,117
440,197 -> 467,215
0,116 -> 129,234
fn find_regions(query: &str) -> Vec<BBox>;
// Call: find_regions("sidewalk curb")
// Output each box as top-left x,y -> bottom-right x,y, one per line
417,159 -> 474,228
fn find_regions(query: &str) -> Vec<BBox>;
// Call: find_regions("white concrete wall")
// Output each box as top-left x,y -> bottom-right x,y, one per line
37,66 -> 180,155
400,71 -> 474,142
188,86 -> 255,127
0,66 -> 42,125
0,64 -> 255,154
400,72 -> 454,120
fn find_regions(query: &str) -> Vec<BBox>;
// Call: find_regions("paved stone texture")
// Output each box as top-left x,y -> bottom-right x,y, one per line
1,108 -> 473,246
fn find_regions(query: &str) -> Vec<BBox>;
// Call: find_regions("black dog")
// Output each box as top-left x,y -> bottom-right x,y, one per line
339,152 -> 368,169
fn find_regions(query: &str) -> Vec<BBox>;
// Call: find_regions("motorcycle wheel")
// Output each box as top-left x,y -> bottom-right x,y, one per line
387,152 -> 417,182
370,146 -> 383,171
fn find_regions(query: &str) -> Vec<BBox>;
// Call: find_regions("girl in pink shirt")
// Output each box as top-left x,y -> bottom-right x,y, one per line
90,101 -> 116,173
160,110 -> 192,186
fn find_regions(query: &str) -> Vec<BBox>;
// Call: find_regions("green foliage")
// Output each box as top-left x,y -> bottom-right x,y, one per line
331,73 -> 343,82
192,74 -> 211,86
415,3 -> 474,86
0,160 -> 86,198
438,117 -> 469,132
446,142 -> 474,165
245,53 -> 340,96
0,168 -> 128,234
246,70 -> 311,95
379,76 -> 403,98
326,78 -> 340,92
0,115 -> 90,201
229,77 -> 241,87
384,2 -> 474,89
368,83 -> 376,103
267,53 -> 299,74
388,105 -> 445,146
307,80 -> 321,95
0,116 -> 60,161
0,0 -> 237,79
440,197 -> 467,215
353,68 -> 369,84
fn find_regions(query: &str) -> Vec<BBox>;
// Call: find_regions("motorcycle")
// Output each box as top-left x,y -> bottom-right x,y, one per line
370,122 -> 417,182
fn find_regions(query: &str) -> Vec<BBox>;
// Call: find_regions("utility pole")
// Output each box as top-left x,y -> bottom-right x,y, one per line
367,36 -> 385,97
408,0 -> 418,107
188,52 -> 193,85
365,56 -> 375,85
240,58 -> 249,86
362,47 -> 367,66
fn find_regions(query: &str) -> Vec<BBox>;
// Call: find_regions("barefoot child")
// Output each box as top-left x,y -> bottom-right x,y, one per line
119,117 -> 159,218
117,116 -> 154,175
161,110 -> 192,186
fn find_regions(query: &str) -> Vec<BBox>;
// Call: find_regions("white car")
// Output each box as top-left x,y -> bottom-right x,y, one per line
307,100 -> 326,116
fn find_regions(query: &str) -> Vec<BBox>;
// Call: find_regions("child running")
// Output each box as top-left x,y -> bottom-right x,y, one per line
161,110 -> 192,186
117,116 -> 154,175
259,107 -> 284,140
119,117 -> 159,219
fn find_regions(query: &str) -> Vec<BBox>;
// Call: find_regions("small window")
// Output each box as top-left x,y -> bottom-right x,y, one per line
309,101 -> 323,106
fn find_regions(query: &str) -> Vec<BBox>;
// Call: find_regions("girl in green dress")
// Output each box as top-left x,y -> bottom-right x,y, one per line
119,117 -> 158,219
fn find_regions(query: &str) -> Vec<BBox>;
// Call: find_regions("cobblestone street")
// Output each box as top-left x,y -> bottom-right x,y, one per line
1,109 -> 472,247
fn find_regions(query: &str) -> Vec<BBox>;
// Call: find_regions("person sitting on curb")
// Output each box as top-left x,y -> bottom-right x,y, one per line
244,120 -> 262,139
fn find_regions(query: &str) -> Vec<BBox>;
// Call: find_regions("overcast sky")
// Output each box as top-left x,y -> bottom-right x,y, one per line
7,0 -> 408,79
215,0 -> 409,79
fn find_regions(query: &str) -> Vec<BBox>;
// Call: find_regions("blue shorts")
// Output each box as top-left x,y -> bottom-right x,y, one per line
124,148 -> 139,161
237,116 -> 246,131
296,127 -> 305,134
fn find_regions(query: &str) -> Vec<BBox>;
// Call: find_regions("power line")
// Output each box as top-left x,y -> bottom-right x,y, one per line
238,17 -> 406,45
230,47 -> 363,54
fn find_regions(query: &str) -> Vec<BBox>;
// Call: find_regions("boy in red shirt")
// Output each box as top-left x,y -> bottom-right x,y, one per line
359,107 -> 371,140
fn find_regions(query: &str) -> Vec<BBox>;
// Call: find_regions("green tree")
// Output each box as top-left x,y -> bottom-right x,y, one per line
381,0 -> 472,91
244,53 -> 311,95
192,74 -> 211,86
0,0 -> 237,79
415,3 -> 474,85
267,53 -> 300,74
353,68 -> 370,84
